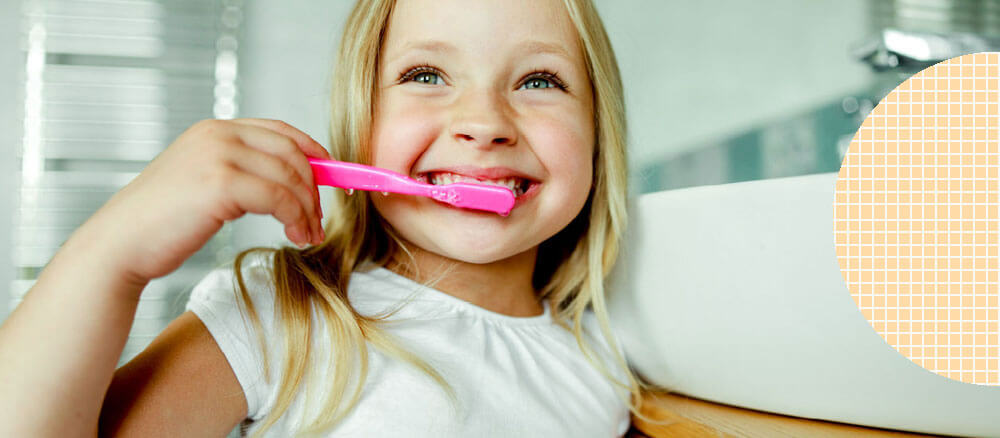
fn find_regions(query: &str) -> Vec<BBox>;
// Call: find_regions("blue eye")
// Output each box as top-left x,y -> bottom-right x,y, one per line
400,66 -> 446,85
412,71 -> 444,85
521,77 -> 555,90
518,71 -> 567,91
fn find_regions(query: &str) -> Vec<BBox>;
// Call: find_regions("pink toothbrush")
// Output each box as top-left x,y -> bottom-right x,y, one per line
307,157 -> 515,216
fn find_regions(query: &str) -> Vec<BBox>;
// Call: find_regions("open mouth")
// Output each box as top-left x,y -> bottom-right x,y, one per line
415,171 -> 538,198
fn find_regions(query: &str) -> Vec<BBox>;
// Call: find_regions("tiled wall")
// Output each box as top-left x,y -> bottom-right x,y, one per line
0,7 -> 20,324
634,89 -> 873,194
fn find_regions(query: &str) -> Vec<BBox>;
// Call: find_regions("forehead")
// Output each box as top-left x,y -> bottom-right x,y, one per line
382,0 -> 584,65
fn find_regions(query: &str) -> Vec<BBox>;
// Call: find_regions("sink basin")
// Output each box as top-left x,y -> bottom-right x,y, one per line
607,171 -> 999,437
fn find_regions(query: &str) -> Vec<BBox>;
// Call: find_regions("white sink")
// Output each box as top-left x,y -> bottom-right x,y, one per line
608,172 -> 999,437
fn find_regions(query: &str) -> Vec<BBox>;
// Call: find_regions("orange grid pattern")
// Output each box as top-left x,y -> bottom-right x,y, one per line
834,52 -> 1000,385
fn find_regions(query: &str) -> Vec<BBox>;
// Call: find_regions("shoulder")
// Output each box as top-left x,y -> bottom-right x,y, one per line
188,252 -> 275,301
580,309 -> 621,354
580,308 -> 633,435
580,308 -> 631,387
186,251 -> 278,323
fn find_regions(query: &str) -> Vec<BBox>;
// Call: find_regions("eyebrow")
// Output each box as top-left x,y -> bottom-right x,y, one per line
390,39 -> 573,62
515,40 -> 573,60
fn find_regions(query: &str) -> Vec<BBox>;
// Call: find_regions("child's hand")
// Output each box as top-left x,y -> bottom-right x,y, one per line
88,118 -> 330,284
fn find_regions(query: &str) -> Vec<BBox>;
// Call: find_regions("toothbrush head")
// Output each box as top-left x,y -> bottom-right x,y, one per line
429,183 -> 515,216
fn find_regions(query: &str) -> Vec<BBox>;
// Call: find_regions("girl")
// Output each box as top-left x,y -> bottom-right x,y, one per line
0,0 -> 656,435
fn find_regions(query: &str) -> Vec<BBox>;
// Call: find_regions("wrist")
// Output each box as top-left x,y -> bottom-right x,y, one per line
58,208 -> 152,293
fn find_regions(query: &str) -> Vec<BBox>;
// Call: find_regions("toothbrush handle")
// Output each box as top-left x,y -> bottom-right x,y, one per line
308,157 -> 430,196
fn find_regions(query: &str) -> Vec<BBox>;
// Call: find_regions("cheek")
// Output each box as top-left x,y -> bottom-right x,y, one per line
524,116 -> 594,187
371,97 -> 441,171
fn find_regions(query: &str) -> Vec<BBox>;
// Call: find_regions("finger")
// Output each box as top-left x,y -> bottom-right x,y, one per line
230,119 -> 329,217
230,123 -> 315,188
230,118 -> 331,160
226,145 -> 321,244
228,124 -> 324,238
226,170 -> 313,246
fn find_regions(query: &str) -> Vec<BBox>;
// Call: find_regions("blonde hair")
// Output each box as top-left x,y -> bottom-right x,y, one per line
230,0 -> 656,435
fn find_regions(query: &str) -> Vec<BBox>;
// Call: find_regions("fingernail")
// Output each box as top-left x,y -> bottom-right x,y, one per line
308,227 -> 318,245
292,227 -> 308,248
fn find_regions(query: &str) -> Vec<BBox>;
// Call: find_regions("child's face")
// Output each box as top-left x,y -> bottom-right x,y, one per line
370,0 -> 594,265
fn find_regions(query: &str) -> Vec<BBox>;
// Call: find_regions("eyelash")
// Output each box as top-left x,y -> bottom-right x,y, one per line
397,64 -> 569,91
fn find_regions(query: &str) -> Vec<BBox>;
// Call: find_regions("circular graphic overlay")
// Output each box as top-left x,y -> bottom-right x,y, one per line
835,52 -> 999,385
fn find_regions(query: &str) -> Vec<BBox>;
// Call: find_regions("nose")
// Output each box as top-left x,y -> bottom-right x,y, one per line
449,88 -> 518,149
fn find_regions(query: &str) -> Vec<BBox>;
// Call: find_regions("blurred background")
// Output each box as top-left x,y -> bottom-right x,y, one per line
1,0 -> 998,398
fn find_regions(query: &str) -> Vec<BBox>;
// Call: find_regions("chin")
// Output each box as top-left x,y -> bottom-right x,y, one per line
428,236 -> 532,265
440,251 -> 507,265
373,197 -> 547,265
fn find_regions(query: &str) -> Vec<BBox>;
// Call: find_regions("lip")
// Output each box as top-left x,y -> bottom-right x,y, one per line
513,180 -> 541,207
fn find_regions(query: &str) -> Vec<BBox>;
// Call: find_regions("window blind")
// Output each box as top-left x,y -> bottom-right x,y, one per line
11,0 -> 243,367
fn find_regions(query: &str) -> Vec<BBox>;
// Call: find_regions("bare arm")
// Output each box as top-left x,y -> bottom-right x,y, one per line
0,118 -> 328,437
0,206 -> 247,437
0,204 -> 149,436
99,311 -> 247,437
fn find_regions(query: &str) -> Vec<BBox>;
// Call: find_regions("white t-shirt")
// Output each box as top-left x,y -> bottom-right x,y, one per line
185,253 -> 631,437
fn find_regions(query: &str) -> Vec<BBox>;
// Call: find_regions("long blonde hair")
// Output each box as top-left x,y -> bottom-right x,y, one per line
231,0 -> 655,435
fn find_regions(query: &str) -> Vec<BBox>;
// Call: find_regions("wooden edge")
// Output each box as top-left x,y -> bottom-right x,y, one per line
629,390 -> 946,438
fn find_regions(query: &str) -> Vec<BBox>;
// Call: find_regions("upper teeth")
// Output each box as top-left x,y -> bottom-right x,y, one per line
426,172 -> 527,196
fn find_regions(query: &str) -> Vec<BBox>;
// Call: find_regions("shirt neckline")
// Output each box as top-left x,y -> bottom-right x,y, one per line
365,266 -> 553,326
